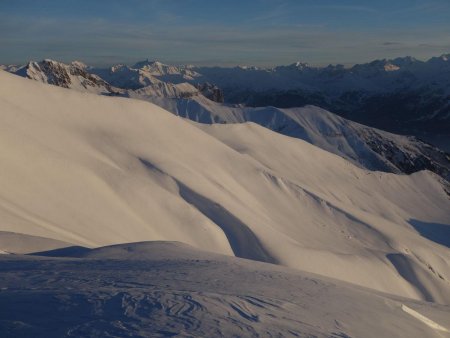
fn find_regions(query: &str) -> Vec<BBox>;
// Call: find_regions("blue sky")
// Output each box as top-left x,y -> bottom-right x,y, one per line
1,0 -> 450,66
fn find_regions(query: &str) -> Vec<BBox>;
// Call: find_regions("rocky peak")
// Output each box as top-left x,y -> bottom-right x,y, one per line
197,82 -> 224,103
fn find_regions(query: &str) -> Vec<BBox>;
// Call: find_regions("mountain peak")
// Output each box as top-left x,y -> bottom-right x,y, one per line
71,60 -> 87,69
295,61 -> 310,67
132,59 -> 166,69
439,54 -> 450,61
289,61 -> 311,70
427,54 -> 450,65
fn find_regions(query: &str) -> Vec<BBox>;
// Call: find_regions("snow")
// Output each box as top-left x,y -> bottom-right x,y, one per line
0,231 -> 74,254
12,60 -> 116,95
191,54 -> 450,94
159,96 -> 449,179
91,60 -> 201,92
401,305 -> 449,332
0,70 -> 450,306
0,241 -> 449,337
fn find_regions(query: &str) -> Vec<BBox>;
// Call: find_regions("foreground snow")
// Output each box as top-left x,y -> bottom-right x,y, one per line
0,70 -> 449,305
0,241 -> 449,338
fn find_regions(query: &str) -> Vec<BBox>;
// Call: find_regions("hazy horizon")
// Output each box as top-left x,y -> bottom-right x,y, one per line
3,53 -> 450,69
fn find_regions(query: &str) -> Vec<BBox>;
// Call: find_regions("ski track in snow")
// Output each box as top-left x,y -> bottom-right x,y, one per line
401,304 -> 449,333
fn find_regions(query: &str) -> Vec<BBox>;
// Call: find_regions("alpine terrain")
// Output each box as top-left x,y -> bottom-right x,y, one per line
0,69 -> 450,337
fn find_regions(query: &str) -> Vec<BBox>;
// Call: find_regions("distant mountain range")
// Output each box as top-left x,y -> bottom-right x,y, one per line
2,57 -> 449,181
189,55 -> 450,149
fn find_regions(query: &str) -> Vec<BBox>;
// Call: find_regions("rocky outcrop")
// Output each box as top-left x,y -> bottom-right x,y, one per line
197,83 -> 224,103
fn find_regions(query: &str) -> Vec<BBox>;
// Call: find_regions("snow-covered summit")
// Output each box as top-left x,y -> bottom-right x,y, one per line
131,59 -> 201,80
288,61 -> 311,70
12,59 -> 119,95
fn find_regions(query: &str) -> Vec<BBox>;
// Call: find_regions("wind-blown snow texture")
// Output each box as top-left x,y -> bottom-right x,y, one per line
1,71 -> 450,307
1,241 -> 449,338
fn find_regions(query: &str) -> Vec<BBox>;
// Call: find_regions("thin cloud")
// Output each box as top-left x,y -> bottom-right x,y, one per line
1,9 -> 450,67
382,42 -> 402,46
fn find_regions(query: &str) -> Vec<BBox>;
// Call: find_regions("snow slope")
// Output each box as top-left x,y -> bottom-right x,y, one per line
7,60 -> 449,180
158,96 -> 450,180
0,231 -> 73,254
0,241 -> 449,338
1,70 -> 449,304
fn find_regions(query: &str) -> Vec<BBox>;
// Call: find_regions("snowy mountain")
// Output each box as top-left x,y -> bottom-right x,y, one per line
190,55 -> 450,144
1,241 -> 449,337
7,55 -> 450,130
159,97 -> 450,180
90,60 -> 218,100
1,71 -> 450,307
5,58 -> 449,181
9,59 -> 211,101
89,55 -> 450,148
191,55 -> 450,94
131,59 -> 201,82
118,90 -> 450,182
11,59 -> 121,95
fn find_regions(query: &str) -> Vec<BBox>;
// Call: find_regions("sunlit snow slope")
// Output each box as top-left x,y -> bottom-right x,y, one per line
1,70 -> 449,304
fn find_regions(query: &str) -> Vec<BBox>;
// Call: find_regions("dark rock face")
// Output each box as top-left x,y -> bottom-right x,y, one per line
67,64 -> 113,91
356,128 -> 450,182
197,83 -> 224,103
37,60 -> 72,88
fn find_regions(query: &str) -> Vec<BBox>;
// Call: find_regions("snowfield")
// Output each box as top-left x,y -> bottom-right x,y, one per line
0,70 -> 450,335
0,241 -> 449,338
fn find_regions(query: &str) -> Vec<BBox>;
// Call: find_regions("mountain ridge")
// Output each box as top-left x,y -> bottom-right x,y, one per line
1,70 -> 449,304
3,59 -> 449,181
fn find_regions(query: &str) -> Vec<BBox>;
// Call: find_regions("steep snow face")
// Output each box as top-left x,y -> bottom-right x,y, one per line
1,241 -> 449,338
158,96 -> 450,180
1,71 -> 450,304
12,59 -> 120,95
